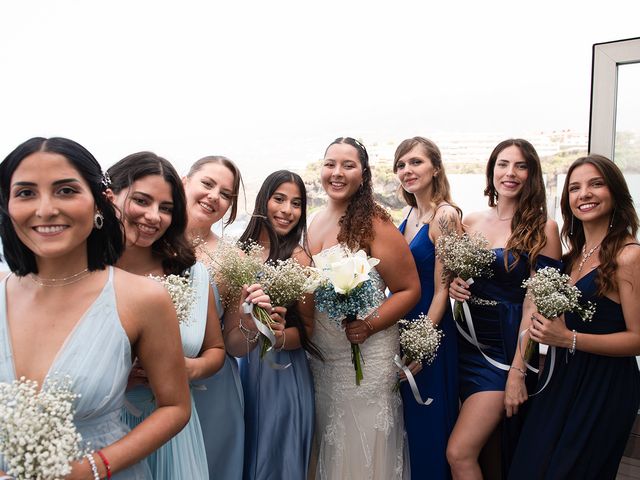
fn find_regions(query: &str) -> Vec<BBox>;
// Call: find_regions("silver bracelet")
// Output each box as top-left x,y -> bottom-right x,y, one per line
509,365 -> 526,377
569,329 -> 577,354
239,316 -> 259,344
275,329 -> 286,352
85,453 -> 100,480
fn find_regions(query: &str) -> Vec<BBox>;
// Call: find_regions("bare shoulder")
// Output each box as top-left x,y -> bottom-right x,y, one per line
544,218 -> 560,236
113,268 -> 174,321
0,271 -> 9,281
617,241 -> 640,274
462,209 -> 489,230
372,215 -> 402,237
292,246 -> 312,267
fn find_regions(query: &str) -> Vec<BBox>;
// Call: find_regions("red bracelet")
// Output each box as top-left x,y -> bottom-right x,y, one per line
95,450 -> 112,479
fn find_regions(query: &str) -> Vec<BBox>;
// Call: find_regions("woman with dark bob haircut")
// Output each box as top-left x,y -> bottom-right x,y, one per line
0,137 -> 191,479
239,170 -> 319,479
510,155 -> 640,479
107,152 -> 240,478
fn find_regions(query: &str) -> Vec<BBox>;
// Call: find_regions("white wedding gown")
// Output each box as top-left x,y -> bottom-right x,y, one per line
309,245 -> 410,480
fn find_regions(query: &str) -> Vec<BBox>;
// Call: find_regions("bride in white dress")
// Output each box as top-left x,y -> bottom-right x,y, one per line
307,137 -> 421,480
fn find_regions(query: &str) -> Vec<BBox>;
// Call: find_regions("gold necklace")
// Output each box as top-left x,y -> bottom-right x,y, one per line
577,243 -> 601,275
29,268 -> 91,287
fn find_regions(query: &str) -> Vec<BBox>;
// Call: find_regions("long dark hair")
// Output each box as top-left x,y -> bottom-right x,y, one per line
484,138 -> 548,269
325,137 -> 391,251
560,154 -> 639,296
240,170 -> 308,262
0,137 -> 123,275
107,152 -> 196,275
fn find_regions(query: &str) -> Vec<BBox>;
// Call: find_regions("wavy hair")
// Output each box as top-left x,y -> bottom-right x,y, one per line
485,139 -> 548,269
325,137 -> 391,251
107,152 -> 195,275
0,137 -> 123,275
560,154 -> 638,296
393,136 -> 462,220
187,156 -> 244,227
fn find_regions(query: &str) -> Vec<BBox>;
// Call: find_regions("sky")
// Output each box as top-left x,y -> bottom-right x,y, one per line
0,0 -> 638,183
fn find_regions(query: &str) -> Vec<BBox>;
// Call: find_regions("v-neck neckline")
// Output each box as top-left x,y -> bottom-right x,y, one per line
1,268 -> 112,389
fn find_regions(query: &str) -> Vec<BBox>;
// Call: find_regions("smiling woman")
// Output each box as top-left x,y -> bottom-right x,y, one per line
0,137 -> 191,479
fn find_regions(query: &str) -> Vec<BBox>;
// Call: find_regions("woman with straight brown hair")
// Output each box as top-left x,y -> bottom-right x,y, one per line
394,136 -> 462,479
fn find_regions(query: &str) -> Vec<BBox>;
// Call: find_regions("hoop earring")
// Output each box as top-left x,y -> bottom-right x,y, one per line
570,214 -> 574,236
94,211 -> 104,230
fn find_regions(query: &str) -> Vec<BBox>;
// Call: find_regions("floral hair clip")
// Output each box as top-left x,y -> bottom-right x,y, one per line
101,171 -> 111,189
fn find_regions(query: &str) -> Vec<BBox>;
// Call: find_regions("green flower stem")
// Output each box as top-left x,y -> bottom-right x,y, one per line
345,312 -> 364,385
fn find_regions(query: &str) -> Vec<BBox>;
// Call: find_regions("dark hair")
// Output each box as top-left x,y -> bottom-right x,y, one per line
0,137 -> 123,275
324,137 -> 391,251
560,154 -> 639,296
107,152 -> 195,275
239,170 -> 322,358
187,156 -> 244,227
240,170 -> 309,262
393,136 -> 462,219
484,138 -> 548,269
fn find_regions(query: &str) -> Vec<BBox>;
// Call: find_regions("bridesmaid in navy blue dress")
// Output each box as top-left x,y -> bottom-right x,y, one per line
447,139 -> 561,479
238,170 -> 320,480
393,137 -> 462,479
509,155 -> 640,479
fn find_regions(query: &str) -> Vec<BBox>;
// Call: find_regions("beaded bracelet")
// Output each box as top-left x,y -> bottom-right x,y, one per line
275,329 -> 286,352
239,316 -> 259,344
509,365 -> 527,377
85,453 -> 100,480
569,329 -> 577,354
363,318 -> 375,331
96,450 -> 112,479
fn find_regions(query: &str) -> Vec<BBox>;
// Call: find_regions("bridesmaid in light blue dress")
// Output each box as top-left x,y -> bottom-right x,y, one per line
393,137 -> 462,480
0,137 -> 191,479
184,156 -> 266,480
238,171 -> 318,480
107,152 -> 227,479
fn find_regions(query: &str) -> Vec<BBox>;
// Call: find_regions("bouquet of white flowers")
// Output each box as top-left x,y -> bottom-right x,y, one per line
522,266 -> 596,360
435,229 -> 496,323
313,247 -> 384,385
149,272 -> 196,326
394,314 -> 444,404
198,238 -> 275,355
0,376 -> 85,480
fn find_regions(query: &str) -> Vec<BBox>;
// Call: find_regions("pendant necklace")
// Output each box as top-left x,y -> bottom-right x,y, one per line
29,268 -> 91,287
577,243 -> 601,275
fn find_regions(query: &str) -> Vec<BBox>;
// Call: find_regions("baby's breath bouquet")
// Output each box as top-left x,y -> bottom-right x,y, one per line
394,314 -> 444,402
149,273 -> 196,325
313,247 -> 384,385
259,258 -> 321,356
0,376 -> 85,479
435,229 -> 496,323
199,238 -> 275,353
522,266 -> 596,359
399,314 -> 444,367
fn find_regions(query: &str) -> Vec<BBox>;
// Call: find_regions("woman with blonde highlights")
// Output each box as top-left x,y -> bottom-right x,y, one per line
510,155 -> 640,479
447,139 -> 561,479
393,136 -> 462,479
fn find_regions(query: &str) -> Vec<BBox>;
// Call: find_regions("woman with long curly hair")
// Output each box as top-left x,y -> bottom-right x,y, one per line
509,155 -> 640,479
447,139 -> 561,479
307,137 -> 420,479
394,136 -> 462,479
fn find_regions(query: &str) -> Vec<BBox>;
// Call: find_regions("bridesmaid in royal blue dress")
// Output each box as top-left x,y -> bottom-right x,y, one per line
107,152 -> 226,479
393,137 -> 462,479
509,155 -> 640,479
0,137 -> 191,479
183,156 -> 269,480
447,139 -> 562,479
238,170 -> 320,480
